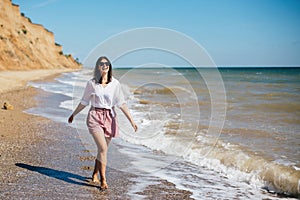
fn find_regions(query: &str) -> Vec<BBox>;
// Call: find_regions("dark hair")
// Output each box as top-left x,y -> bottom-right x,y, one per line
93,56 -> 112,84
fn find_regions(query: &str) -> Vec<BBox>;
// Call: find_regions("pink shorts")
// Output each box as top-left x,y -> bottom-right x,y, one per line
86,107 -> 119,138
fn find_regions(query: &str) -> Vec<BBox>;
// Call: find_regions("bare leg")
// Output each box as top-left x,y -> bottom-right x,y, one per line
90,130 -> 111,189
92,137 -> 111,183
92,159 -> 100,183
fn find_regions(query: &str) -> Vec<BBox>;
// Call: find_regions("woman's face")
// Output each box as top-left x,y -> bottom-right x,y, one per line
98,58 -> 110,74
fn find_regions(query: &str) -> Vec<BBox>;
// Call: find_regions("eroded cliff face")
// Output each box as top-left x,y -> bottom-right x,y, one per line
0,0 -> 81,70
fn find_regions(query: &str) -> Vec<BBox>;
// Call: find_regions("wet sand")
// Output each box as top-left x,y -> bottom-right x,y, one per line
0,71 -> 193,199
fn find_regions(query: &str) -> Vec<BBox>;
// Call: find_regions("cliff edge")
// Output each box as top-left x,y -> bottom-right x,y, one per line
0,0 -> 81,70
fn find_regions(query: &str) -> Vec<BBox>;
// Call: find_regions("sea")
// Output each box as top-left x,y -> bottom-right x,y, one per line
26,67 -> 300,199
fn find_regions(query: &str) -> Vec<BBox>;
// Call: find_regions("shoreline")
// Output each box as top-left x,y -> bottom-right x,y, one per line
0,69 -> 79,94
0,70 -> 194,199
0,70 -> 137,199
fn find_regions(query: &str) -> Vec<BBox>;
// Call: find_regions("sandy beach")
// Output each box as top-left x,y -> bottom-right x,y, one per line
0,70 -> 193,199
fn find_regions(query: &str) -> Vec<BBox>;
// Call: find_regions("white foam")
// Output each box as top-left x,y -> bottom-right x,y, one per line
293,166 -> 300,171
114,136 -> 274,200
274,158 -> 296,167
59,100 -> 74,111
28,81 -> 74,97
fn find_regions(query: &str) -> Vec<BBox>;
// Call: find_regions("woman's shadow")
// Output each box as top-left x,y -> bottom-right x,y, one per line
15,163 -> 98,188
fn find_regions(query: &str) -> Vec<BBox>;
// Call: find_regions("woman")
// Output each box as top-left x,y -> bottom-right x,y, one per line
68,56 -> 138,189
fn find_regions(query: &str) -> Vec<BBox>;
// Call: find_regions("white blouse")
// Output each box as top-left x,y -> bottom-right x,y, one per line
80,77 -> 126,116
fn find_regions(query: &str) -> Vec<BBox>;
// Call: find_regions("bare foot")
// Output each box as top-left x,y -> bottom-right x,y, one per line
100,180 -> 108,189
92,174 -> 100,183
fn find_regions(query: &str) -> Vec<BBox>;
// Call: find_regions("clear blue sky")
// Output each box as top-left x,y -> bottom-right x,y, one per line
12,0 -> 300,67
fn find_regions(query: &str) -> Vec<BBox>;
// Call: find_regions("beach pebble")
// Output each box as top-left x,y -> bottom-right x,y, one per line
2,102 -> 14,110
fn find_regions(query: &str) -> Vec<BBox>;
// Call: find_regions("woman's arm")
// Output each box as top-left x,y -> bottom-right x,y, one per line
69,80 -> 93,123
68,103 -> 86,123
119,103 -> 138,132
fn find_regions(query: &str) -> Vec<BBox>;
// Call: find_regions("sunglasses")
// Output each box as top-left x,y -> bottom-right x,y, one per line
99,62 -> 110,67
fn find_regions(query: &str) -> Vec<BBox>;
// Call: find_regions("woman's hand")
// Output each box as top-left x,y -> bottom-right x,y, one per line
120,104 -> 138,132
131,121 -> 138,132
68,114 -> 74,123
68,103 -> 86,124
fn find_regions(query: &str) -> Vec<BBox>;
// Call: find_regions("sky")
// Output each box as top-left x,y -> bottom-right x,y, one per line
11,0 -> 300,67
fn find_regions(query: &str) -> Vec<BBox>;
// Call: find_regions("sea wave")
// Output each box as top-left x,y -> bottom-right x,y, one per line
122,87 -> 300,197
121,115 -> 300,197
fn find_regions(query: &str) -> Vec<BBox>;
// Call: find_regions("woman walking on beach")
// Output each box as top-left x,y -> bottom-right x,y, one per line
68,56 -> 138,189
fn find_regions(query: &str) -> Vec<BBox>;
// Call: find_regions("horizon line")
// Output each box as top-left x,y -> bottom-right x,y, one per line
82,65 -> 300,69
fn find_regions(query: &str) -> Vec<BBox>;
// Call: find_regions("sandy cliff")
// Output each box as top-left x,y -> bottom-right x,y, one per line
0,0 -> 81,70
